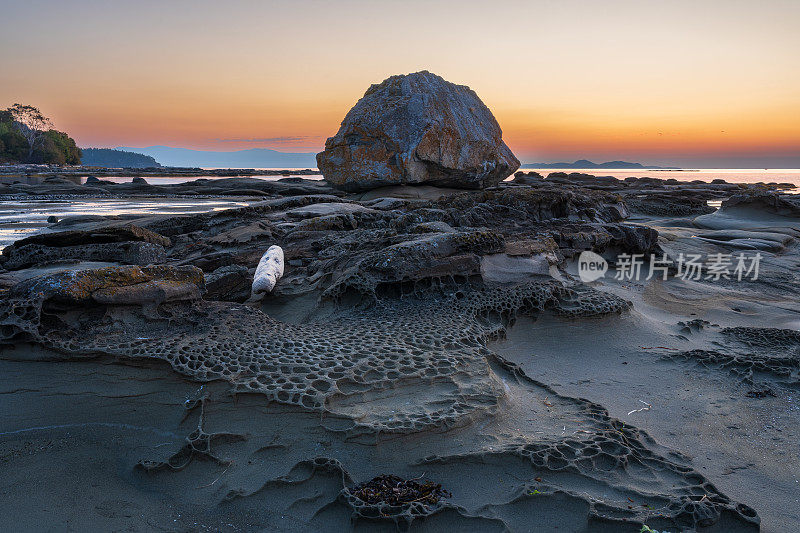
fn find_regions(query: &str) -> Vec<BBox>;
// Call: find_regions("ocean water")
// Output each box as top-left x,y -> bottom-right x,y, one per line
0,198 -> 251,250
518,168 -> 800,187
1,168 -> 798,250
4,168 -> 798,187
97,167 -> 800,188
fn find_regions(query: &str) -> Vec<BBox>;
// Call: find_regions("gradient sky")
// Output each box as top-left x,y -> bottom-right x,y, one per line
1,0 -> 798,167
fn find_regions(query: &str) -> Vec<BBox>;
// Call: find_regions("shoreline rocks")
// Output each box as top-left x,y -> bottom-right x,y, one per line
0,241 -> 166,271
0,171 -> 793,305
0,225 -> 172,271
0,166 -> 795,532
3,264 -> 204,310
0,163 -> 320,179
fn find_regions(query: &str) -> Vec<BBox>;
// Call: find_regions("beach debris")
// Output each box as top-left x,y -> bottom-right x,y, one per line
627,400 -> 653,416
640,526 -> 672,533
195,464 -> 232,489
350,474 -> 451,507
745,388 -> 776,398
251,245 -> 284,299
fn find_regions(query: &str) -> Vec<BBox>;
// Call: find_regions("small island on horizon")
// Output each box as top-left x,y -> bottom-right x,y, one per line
522,159 -> 677,170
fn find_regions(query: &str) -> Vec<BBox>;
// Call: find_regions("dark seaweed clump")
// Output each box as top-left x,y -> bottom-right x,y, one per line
745,388 -> 776,398
351,475 -> 451,507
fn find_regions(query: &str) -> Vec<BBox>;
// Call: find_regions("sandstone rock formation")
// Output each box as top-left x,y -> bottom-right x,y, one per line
316,71 -> 520,191
204,264 -> 250,302
0,241 -> 166,270
0,225 -> 172,271
5,265 -> 204,308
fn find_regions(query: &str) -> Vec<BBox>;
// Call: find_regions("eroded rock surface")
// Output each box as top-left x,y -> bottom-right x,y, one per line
2,172 -> 798,531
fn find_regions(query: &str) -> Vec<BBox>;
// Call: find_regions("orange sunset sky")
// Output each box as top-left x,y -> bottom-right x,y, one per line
1,0 -> 798,167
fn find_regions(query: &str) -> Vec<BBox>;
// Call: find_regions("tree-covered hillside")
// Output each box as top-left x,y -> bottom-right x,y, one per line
0,104 -> 81,165
81,148 -> 161,168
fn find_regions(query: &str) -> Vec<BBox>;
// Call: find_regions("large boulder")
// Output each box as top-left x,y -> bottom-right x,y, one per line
317,71 -> 520,192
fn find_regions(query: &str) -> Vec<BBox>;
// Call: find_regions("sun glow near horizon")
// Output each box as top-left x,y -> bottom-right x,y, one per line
1,0 -> 798,167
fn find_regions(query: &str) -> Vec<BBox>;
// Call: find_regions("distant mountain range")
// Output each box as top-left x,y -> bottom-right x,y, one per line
522,159 -> 676,169
117,146 -> 318,168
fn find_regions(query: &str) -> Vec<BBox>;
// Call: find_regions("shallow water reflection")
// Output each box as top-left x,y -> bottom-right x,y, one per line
0,198 -> 251,249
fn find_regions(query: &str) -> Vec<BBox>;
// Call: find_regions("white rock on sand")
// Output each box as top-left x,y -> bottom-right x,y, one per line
251,245 -> 284,299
